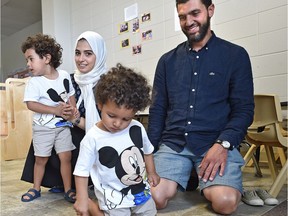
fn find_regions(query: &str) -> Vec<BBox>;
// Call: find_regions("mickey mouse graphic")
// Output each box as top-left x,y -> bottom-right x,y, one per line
98,125 -> 151,210
37,78 -> 72,126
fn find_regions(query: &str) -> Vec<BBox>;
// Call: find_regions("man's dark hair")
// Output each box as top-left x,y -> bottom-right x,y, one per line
176,0 -> 212,9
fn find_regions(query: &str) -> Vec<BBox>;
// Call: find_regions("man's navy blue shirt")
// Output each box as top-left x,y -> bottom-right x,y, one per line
148,32 -> 254,155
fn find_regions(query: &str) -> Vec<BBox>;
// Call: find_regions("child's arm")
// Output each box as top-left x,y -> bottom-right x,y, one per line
67,95 -> 79,118
144,154 -> 160,187
67,95 -> 87,129
73,176 -> 90,215
26,101 -> 72,119
68,95 -> 77,108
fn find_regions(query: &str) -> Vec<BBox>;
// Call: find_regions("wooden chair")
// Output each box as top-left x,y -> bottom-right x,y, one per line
0,83 -> 8,136
0,78 -> 33,160
243,94 -> 287,197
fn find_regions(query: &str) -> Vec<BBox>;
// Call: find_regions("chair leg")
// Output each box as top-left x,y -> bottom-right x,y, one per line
242,144 -> 262,176
251,154 -> 263,177
265,146 -> 278,181
269,161 -> 288,197
243,144 -> 258,166
277,147 -> 287,166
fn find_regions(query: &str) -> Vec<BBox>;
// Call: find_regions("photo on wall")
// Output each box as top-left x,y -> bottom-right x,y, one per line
141,13 -> 151,23
132,44 -> 142,55
142,29 -> 152,41
119,22 -> 129,34
132,18 -> 139,33
121,38 -> 130,48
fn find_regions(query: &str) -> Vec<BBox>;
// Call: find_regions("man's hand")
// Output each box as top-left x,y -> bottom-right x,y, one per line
198,144 -> 228,182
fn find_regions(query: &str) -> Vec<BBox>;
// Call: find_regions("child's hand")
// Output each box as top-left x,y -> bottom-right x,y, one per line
73,199 -> 89,216
73,107 -> 80,118
147,172 -> 160,187
53,103 -> 63,117
54,102 -> 70,117
66,108 -> 80,123
57,102 -> 75,120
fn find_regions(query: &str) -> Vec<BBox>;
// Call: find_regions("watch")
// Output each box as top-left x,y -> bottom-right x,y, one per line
215,139 -> 231,150
73,117 -> 81,126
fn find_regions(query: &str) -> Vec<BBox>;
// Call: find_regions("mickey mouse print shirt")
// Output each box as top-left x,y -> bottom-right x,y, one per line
74,120 -> 155,211
24,70 -> 75,128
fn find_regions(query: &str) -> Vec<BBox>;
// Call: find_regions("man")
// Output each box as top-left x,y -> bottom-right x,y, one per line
147,0 -> 254,214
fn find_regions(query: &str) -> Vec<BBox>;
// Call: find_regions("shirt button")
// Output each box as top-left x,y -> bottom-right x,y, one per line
196,56 -> 199,59
190,105 -> 193,108
188,121 -> 191,124
185,133 -> 188,136
194,72 -> 197,75
192,89 -> 195,92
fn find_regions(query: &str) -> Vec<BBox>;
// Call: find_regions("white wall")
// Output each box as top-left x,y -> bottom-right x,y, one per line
66,0 -> 287,101
212,0 -> 287,101
1,0 -> 287,102
42,0 -> 73,74
1,21 -> 42,82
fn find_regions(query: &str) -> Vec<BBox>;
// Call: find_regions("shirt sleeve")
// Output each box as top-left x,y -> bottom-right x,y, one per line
217,46 -> 254,148
23,78 -> 40,103
140,124 -> 154,154
147,55 -> 168,150
73,130 -> 97,177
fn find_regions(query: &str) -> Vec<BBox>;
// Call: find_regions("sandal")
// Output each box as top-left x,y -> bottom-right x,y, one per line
64,189 -> 76,203
48,186 -> 64,193
21,188 -> 41,202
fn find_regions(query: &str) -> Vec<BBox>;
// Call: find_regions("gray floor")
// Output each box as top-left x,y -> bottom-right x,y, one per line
0,159 -> 287,216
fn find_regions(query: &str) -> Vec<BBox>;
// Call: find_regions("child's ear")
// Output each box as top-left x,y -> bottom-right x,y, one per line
44,54 -> 52,65
97,103 -> 103,111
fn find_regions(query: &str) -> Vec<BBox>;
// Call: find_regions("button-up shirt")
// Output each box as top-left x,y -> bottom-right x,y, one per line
148,32 -> 254,155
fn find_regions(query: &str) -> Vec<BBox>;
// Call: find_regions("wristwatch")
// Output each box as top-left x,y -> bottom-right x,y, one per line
73,117 -> 81,126
215,139 -> 232,150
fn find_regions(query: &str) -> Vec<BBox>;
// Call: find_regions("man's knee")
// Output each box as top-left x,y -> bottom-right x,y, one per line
152,194 -> 168,209
203,186 -> 241,215
211,193 -> 239,214
152,190 -> 169,209
151,178 -> 178,209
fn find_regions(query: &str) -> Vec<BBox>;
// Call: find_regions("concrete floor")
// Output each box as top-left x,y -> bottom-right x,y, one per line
0,159 -> 287,216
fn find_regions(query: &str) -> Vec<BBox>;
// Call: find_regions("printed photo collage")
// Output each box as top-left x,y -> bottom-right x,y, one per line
118,13 -> 152,55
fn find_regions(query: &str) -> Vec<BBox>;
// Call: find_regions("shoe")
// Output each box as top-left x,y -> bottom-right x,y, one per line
49,186 -> 64,193
242,190 -> 264,206
64,189 -> 76,203
21,188 -> 41,202
255,189 -> 279,206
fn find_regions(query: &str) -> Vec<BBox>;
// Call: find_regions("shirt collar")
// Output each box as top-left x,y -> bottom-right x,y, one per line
186,31 -> 216,52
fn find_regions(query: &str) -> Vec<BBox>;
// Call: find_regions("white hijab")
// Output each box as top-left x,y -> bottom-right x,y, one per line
74,31 -> 107,132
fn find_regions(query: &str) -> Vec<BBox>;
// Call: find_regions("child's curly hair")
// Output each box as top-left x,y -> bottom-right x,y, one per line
21,33 -> 63,69
95,63 -> 151,111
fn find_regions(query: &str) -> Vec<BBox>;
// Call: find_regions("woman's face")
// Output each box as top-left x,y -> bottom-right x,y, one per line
75,39 -> 96,74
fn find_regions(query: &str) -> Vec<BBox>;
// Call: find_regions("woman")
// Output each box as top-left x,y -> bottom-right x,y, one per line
21,31 -> 107,189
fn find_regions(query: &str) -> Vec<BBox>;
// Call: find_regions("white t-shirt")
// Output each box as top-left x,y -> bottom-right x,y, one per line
24,70 -> 75,128
74,119 -> 154,211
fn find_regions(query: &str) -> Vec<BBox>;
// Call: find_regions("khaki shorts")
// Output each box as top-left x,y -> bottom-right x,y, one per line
103,197 -> 156,216
33,123 -> 75,157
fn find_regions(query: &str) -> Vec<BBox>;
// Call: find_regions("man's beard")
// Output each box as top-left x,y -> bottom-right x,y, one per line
182,16 -> 210,45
